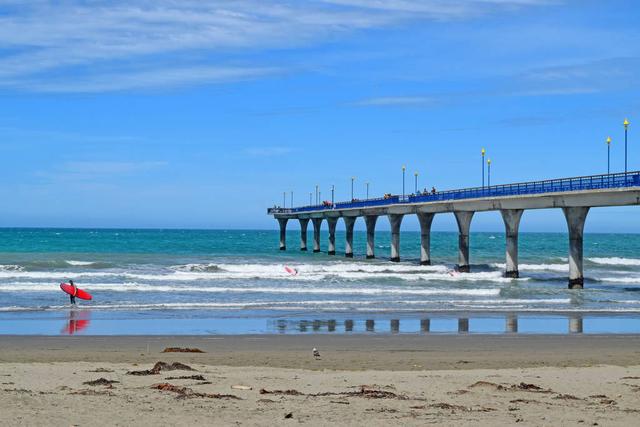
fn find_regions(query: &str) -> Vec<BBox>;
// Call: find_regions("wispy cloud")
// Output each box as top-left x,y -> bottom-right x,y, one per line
352,96 -> 437,107
0,0 -> 558,92
36,160 -> 168,185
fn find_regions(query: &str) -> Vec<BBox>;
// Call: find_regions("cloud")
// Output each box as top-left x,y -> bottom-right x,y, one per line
352,96 -> 437,107
36,160 -> 168,185
0,0 -> 559,92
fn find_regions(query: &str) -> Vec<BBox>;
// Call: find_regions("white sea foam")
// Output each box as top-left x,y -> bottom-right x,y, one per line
0,262 -> 519,283
65,260 -> 97,266
588,257 -> 640,266
490,262 -> 567,272
597,277 -> 640,284
0,264 -> 24,272
0,282 -> 502,296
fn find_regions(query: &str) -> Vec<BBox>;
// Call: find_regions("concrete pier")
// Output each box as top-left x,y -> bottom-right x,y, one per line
327,217 -> 338,255
364,215 -> 378,259
298,218 -> 309,251
500,209 -> 524,278
454,211 -> 474,272
390,319 -> 400,333
312,218 -> 322,253
388,214 -> 404,262
563,207 -> 589,289
277,218 -> 288,251
343,216 -> 356,258
417,212 -> 435,265
271,171 -> 640,287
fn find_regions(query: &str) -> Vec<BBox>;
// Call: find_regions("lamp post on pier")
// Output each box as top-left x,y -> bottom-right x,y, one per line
481,148 -> 486,187
414,172 -> 418,194
315,185 -> 319,205
624,118 -> 630,173
290,191 -> 293,208
309,192 -> 312,206
607,136 -> 611,175
331,185 -> 335,205
402,166 -> 406,200
283,192 -> 286,208
487,159 -> 491,188
351,177 -> 355,200
365,182 -> 369,199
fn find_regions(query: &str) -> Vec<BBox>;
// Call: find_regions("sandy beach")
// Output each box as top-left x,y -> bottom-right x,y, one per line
1,335 -> 639,426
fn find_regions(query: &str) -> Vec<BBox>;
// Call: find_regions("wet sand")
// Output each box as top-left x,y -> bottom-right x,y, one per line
1,335 -> 640,425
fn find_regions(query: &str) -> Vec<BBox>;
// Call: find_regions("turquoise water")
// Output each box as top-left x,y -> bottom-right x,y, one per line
2,228 -> 640,335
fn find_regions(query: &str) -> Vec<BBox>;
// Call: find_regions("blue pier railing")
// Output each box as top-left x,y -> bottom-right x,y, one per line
268,171 -> 640,215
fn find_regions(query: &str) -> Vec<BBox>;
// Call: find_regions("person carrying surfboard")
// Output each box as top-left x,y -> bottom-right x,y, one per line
68,279 -> 77,305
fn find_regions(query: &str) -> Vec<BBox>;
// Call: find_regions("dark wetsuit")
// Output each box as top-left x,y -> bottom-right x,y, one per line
69,281 -> 77,305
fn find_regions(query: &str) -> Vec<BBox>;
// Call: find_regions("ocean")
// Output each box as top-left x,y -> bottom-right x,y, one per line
2,228 -> 640,335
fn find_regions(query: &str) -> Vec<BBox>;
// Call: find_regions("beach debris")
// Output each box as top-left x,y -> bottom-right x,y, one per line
312,348 -> 321,359
515,382 -> 544,391
162,347 -> 205,353
468,380 -> 506,390
330,400 -> 350,405
260,386 -> 408,400
553,393 -> 582,400
509,398 -> 542,404
151,383 -> 241,400
257,398 -> 276,403
284,412 -> 293,419
127,361 -> 195,376
165,375 -> 207,381
87,368 -> 114,373
231,385 -> 252,390
83,378 -> 119,387
70,389 -> 114,396
260,388 -> 304,396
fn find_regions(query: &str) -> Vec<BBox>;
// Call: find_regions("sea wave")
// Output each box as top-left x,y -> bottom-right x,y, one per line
0,282 -> 502,296
490,262 -> 567,272
588,257 -> 640,266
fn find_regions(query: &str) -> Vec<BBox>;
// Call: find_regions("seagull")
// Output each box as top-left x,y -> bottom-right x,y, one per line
312,348 -> 321,359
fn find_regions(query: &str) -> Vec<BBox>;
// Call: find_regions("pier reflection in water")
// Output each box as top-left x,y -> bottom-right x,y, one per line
268,314 -> 590,335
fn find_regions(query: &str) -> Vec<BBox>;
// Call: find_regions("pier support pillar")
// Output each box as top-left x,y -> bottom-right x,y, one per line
417,212 -> 435,265
420,318 -> 431,333
365,216 -> 378,259
569,315 -> 583,334
343,217 -> 356,258
277,218 -> 288,250
327,217 -> 338,255
299,218 -> 309,251
562,207 -> 589,289
388,214 -> 404,262
454,211 -> 474,272
500,209 -> 524,278
312,218 -> 323,253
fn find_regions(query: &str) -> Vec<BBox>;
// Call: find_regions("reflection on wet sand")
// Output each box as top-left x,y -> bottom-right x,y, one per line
269,314 -> 587,335
61,310 -> 91,335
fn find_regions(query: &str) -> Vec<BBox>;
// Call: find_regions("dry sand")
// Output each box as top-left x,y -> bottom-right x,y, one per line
1,335 -> 639,426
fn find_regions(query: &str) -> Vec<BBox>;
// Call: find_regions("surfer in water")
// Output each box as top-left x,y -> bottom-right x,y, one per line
68,279 -> 77,305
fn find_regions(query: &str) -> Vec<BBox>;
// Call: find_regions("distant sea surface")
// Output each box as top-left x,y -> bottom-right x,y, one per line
2,228 -> 640,335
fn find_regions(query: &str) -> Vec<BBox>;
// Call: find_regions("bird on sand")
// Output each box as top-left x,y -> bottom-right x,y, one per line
312,348 -> 321,359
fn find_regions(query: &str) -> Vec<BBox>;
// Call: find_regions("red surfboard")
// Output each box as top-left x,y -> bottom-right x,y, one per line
60,283 -> 92,300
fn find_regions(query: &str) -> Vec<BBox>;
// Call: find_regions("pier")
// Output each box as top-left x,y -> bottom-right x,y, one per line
268,171 -> 640,288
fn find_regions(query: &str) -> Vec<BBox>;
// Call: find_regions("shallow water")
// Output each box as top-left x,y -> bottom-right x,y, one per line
1,228 -> 640,335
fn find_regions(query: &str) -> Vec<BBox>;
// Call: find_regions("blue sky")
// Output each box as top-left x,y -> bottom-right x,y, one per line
0,0 -> 639,232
